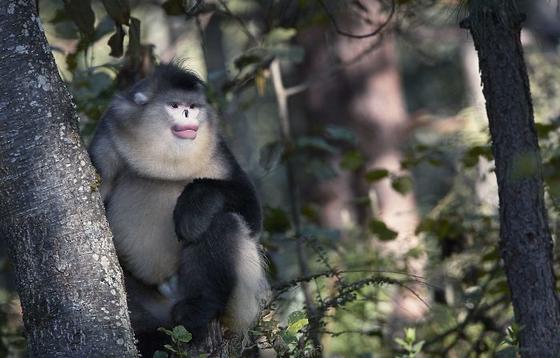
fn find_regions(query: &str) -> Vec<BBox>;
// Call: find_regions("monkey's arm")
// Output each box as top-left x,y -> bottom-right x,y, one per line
173,177 -> 261,243
172,212 -> 240,341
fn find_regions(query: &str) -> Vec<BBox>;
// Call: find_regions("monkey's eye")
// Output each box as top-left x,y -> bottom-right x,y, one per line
189,104 -> 197,109
168,102 -> 180,109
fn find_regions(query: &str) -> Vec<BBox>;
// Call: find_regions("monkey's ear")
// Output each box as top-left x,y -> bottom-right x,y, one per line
133,92 -> 149,105
126,78 -> 152,105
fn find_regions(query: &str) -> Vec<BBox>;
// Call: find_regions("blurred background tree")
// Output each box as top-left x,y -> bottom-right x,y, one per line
2,0 -> 560,356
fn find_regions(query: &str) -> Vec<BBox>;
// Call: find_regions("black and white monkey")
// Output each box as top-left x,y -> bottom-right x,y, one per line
89,63 -> 269,354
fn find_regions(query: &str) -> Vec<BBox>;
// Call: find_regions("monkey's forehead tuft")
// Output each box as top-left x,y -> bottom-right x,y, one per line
153,63 -> 205,92
153,89 -> 206,104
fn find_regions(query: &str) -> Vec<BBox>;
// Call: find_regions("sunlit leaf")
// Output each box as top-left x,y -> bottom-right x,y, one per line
287,318 -> 308,335
265,27 -> 297,45
255,69 -> 267,96
288,310 -> 307,325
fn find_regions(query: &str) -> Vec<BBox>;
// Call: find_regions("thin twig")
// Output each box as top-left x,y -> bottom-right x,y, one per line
318,0 -> 396,39
270,59 -> 323,355
274,34 -> 384,99
217,0 -> 259,45
195,15 -> 209,68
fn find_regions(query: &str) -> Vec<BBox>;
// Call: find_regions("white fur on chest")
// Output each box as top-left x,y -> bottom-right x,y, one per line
106,174 -> 186,285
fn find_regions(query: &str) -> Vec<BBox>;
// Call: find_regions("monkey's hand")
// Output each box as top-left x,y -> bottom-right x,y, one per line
173,180 -> 226,244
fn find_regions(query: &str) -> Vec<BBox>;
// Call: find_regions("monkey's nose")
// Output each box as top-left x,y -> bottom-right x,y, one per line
183,110 -> 189,118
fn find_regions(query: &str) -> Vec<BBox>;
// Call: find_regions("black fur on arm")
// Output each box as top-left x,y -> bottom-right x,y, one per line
172,212 -> 240,342
173,171 -> 262,244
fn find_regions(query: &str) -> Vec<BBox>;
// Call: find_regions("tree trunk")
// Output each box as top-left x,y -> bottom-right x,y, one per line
464,1 -> 560,356
0,2 -> 137,356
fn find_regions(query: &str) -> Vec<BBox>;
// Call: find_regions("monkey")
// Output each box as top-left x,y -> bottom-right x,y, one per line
88,63 -> 269,355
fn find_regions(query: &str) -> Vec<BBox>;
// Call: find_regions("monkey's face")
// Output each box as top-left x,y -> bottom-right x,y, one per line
140,89 -> 211,140
110,88 -> 221,180
164,100 -> 203,140
130,89 -> 214,149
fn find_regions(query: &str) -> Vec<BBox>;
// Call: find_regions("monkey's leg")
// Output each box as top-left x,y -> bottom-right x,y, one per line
172,212 -> 241,342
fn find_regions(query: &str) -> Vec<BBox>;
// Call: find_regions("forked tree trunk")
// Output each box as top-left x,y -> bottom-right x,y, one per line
464,1 -> 560,356
0,2 -> 137,356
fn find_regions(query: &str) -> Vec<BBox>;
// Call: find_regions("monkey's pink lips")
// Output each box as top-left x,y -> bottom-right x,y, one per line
172,124 -> 198,139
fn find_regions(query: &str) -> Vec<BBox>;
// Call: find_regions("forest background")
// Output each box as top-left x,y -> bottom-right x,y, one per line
2,0 -> 560,357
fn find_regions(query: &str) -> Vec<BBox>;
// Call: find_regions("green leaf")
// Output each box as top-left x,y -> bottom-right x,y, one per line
157,327 -> 173,336
280,330 -> 297,343
365,169 -> 390,182
264,207 -> 291,234
64,0 -> 95,37
368,219 -> 398,241
288,310 -> 307,325
394,337 -> 407,347
234,54 -> 264,71
324,125 -> 356,144
102,0 -> 131,25
413,341 -> 425,352
259,142 -> 284,172
172,326 -> 192,343
267,45 -> 305,62
463,145 -> 493,168
107,24 -> 125,57
287,318 -> 308,335
127,17 -> 142,59
50,9 -> 69,23
264,27 -> 297,45
162,0 -> 185,15
535,122 -> 557,139
163,344 -> 177,353
340,150 -> 365,171
296,137 -> 337,154
94,16 -> 117,42
391,175 -> 413,195
153,351 -> 169,358
404,327 -> 416,342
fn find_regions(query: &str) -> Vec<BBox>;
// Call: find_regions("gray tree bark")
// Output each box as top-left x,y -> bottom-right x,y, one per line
464,1 -> 560,357
0,1 -> 137,357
